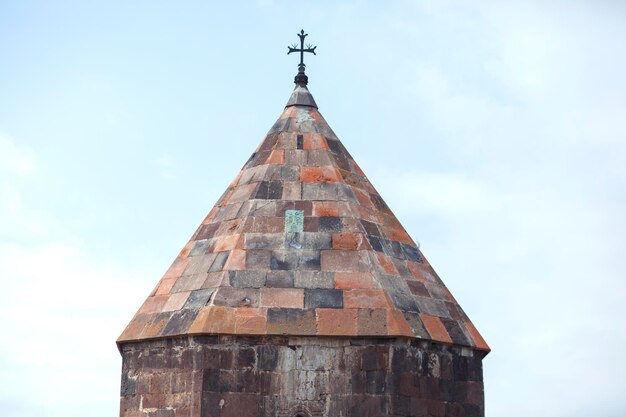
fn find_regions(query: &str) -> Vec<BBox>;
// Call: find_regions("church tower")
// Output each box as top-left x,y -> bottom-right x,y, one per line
118,31 -> 489,417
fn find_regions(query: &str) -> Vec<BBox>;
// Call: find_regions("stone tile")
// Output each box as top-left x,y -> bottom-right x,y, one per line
319,216 -> 343,232
183,288 -> 215,310
171,274 -> 207,293
265,149 -> 284,164
320,250 -> 370,272
260,288 -> 304,308
254,181 -> 283,199
266,308 -> 316,335
357,309 -> 388,336
440,318 -> 473,346
407,280 -> 431,297
229,270 -> 266,288
265,271 -> 294,288
245,250 -> 272,270
294,271 -> 334,288
414,296 -> 451,318
332,233 -> 365,250
316,308 -> 357,335
300,166 -> 340,183
244,233 -> 283,250
189,240 -> 211,257
465,321 -> 490,351
281,182 -> 302,200
208,251 -> 230,272
162,292 -> 190,312
183,254 -> 217,276
213,288 -> 259,308
303,133 -> 329,150
304,288 -> 343,308
223,249 -> 246,270
420,314 -> 453,344
284,232 -> 332,250
344,289 -> 391,309
334,272 -> 377,289
233,308 -> 267,335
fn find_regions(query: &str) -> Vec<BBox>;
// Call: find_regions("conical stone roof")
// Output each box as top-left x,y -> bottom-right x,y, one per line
118,83 -> 489,352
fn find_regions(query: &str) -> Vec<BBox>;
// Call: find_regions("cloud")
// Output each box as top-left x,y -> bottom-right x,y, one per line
0,134 -> 160,417
0,134 -> 37,177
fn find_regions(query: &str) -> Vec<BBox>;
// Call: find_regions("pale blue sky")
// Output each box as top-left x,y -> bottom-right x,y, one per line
1,1 -> 625,416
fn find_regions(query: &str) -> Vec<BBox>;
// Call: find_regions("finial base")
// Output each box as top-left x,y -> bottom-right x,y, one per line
294,70 -> 308,86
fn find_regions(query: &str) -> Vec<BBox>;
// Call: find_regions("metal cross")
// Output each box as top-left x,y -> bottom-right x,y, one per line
288,29 -> 316,74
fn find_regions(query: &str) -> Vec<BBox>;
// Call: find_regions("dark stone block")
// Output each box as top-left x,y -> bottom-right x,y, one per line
183,288 -> 215,310
304,288 -> 343,308
319,216 -> 343,232
161,308 -> 200,336
401,243 -> 423,263
266,308 -> 316,334
366,370 -> 387,394
350,371 -> 366,394
367,235 -> 384,252
258,345 -> 279,371
120,372 -> 136,396
189,239 -> 211,256
237,347 -> 256,368
255,181 -> 283,199
360,219 -> 381,237
265,271 -> 294,288
202,369 -> 219,392
441,318 -> 473,346
208,251 -> 229,272
229,270 -> 266,288
370,193 -> 390,213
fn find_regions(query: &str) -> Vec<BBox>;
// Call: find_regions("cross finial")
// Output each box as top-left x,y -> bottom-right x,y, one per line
287,29 -> 317,86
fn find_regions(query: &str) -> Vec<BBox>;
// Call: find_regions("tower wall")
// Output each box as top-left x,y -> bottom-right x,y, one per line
119,336 -> 485,417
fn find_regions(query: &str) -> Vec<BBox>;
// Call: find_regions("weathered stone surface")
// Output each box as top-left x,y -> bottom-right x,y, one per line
119,336 -> 486,417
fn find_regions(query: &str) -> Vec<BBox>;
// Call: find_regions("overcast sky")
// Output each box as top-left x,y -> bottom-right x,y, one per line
1,1 -> 625,416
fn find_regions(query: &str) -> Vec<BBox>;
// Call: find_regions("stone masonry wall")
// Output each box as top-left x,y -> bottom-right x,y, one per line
119,336 -> 485,417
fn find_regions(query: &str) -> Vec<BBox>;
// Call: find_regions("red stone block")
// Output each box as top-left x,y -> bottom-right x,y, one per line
265,149 -> 284,164
260,288 -> 304,308
312,201 -> 340,217
163,258 -> 189,279
357,308 -> 388,336
316,308 -> 357,335
320,250 -> 370,272
303,133 -> 329,150
334,272 -> 377,289
234,308 -> 268,335
189,306 -> 236,334
300,166 -> 340,183
202,271 -> 227,288
223,249 -> 246,270
282,181 -> 301,200
465,321 -> 490,351
387,309 -> 413,336
332,233 -> 366,250
213,235 -> 240,252
141,313 -> 171,338
420,314 -> 453,344
155,278 -> 177,295
375,253 -> 399,276
138,296 -> 169,314
353,188 -> 375,209
344,289 -> 391,309
407,261 -> 430,283
251,217 -> 284,233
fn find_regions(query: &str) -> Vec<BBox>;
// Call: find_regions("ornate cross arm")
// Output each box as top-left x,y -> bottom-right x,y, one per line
287,29 -> 317,79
